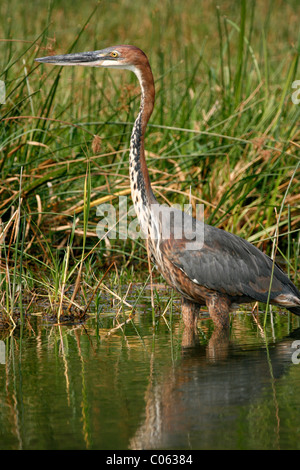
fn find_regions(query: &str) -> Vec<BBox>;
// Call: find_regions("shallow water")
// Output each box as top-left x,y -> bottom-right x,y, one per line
0,305 -> 300,450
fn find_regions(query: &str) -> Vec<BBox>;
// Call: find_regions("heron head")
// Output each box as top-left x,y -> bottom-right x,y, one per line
35,45 -> 148,74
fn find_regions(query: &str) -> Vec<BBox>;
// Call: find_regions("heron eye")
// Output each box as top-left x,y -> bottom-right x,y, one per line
110,51 -> 119,58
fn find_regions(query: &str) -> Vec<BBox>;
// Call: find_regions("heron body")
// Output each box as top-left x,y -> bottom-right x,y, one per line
36,45 -> 300,329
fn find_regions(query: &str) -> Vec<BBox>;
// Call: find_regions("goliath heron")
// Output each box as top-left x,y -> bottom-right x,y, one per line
36,45 -> 300,329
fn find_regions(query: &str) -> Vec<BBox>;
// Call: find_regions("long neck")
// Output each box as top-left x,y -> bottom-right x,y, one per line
129,63 -> 157,219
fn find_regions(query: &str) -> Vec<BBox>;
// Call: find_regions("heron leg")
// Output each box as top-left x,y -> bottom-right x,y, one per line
206,294 -> 230,329
181,297 -> 200,330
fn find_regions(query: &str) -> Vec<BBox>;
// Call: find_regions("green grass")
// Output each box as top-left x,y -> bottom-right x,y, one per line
0,0 -> 300,326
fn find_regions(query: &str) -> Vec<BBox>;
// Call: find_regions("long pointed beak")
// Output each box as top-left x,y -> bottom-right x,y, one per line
35,50 -> 107,67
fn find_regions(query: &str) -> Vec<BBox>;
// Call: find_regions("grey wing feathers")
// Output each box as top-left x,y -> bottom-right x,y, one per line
165,222 -> 298,303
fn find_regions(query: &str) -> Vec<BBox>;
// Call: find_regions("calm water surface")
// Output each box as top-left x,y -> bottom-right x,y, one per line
1,304 -> 300,450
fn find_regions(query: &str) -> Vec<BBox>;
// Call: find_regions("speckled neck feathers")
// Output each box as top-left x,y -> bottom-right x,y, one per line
129,57 -> 156,234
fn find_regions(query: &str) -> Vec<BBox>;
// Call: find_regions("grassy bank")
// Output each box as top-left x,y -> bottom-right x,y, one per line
0,0 -> 299,326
